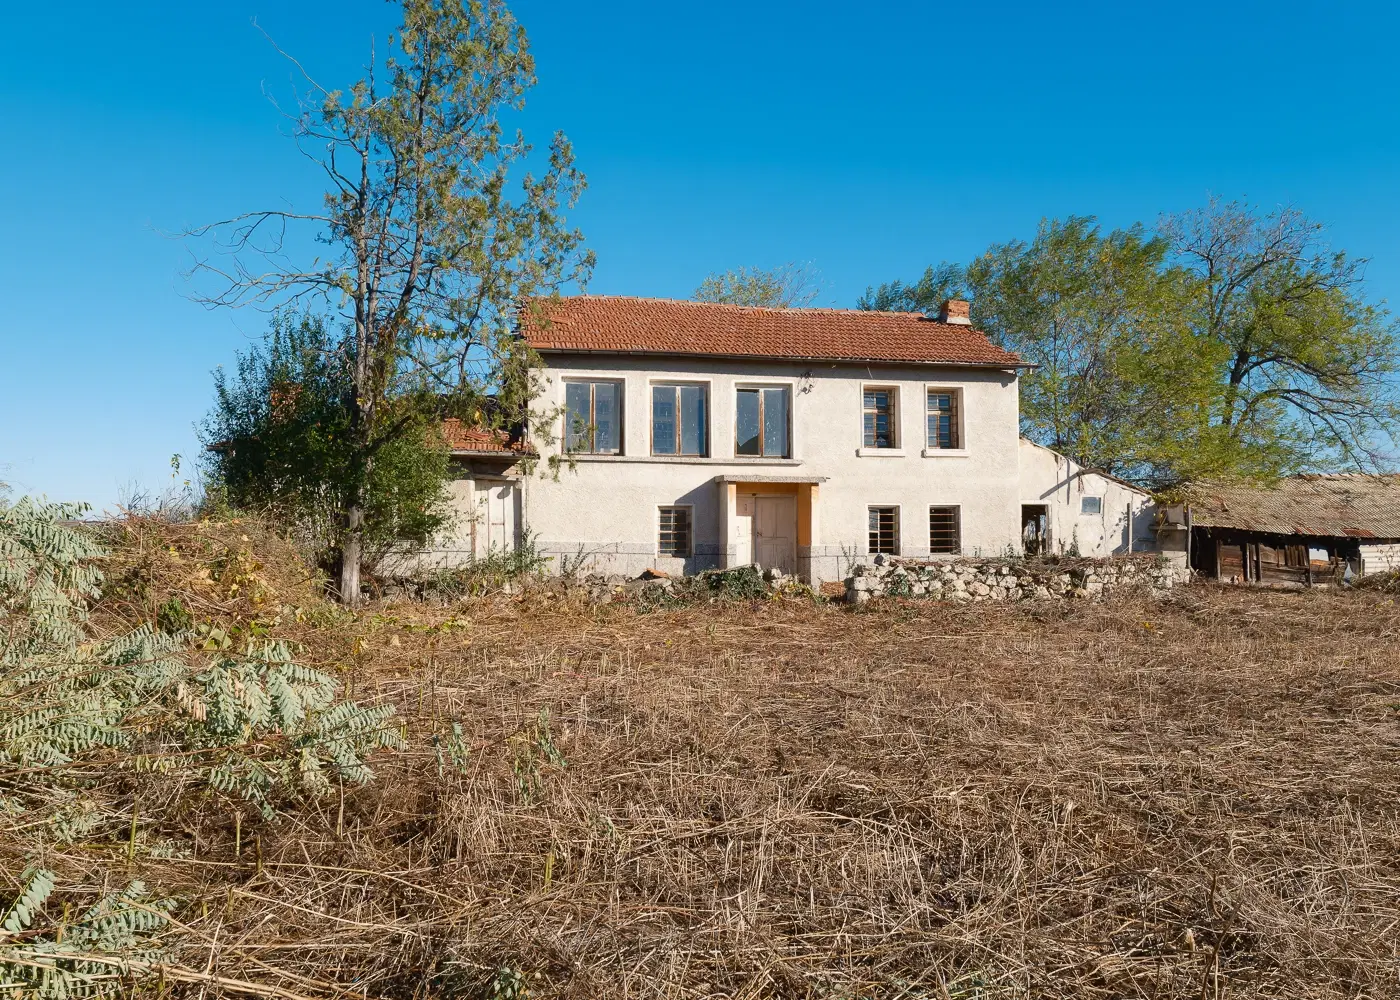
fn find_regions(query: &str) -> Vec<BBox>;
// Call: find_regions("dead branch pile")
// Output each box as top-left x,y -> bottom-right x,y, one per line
7,519 -> 1400,998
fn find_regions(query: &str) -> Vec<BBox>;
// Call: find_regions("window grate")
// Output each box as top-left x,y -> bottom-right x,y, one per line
926,390 -> 960,449
863,388 -> 896,448
929,506 -> 961,554
658,506 -> 692,557
868,506 -> 899,555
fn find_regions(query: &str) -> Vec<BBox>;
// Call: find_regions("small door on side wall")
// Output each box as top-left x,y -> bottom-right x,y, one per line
481,481 -> 520,556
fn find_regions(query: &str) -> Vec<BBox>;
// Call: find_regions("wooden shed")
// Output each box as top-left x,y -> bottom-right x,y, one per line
1162,475 -> 1400,586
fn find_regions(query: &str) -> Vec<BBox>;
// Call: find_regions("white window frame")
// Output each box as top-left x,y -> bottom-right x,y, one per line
733,380 -> 796,459
657,504 -> 695,558
922,384 -> 969,458
858,384 -> 904,457
648,379 -> 712,458
561,377 -> 626,455
867,504 -> 901,556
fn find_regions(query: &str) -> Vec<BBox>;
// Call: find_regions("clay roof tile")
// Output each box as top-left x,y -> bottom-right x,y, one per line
519,295 -> 1027,368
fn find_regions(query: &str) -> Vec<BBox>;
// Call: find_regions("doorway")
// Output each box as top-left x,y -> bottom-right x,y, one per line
1021,504 -> 1049,556
754,494 -> 797,574
479,481 -> 520,555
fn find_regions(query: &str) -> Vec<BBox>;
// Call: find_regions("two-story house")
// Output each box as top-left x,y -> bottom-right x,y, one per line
431,295 -> 1157,584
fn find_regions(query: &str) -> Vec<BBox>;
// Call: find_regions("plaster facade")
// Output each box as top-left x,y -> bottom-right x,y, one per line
1360,542 -> 1400,576
1017,439 -> 1156,557
519,353 -> 1026,584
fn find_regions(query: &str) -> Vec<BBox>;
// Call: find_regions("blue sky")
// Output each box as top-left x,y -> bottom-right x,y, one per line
3,1 -> 1398,509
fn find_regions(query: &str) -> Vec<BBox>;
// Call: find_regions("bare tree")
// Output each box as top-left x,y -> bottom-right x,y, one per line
188,0 -> 593,604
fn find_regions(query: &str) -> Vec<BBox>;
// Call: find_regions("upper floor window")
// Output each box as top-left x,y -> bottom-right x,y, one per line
926,389 -> 961,450
862,388 -> 898,448
564,380 -> 623,454
652,384 -> 708,456
735,386 -> 790,458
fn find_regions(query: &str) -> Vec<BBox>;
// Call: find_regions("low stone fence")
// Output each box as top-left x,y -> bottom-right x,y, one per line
846,554 -> 1190,604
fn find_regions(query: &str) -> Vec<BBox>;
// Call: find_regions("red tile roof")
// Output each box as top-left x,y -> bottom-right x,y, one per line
520,296 -> 1027,368
441,419 -> 533,457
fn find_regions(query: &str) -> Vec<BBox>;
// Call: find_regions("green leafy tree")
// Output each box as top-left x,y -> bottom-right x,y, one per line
694,263 -> 822,308
191,0 -> 593,604
1160,199 -> 1400,473
857,261 -> 965,313
201,313 -> 455,576
863,203 -> 1399,484
864,219 -> 1187,479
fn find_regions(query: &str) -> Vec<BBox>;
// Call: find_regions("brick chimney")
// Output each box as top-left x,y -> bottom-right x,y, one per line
938,299 -> 971,325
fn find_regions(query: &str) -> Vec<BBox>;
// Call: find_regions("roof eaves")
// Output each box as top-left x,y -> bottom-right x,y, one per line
531,346 -> 1035,369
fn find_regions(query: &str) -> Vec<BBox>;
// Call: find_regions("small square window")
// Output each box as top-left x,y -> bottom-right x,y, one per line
658,506 -> 692,557
929,506 -> 961,554
862,387 -> 898,448
868,506 -> 899,555
1081,496 -> 1103,515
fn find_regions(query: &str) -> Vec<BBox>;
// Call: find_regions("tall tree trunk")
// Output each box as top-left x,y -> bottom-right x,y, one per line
339,503 -> 365,607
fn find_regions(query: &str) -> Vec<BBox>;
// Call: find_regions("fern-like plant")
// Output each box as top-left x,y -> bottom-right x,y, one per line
0,491 -> 401,995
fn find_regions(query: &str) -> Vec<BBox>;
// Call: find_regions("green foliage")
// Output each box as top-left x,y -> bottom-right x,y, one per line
193,0 -> 593,603
510,709 -> 565,805
694,263 -> 822,308
0,496 -> 105,665
697,565 -> 771,601
0,494 -> 401,993
862,202 -> 1400,485
427,531 -> 551,597
0,868 -> 176,999
201,312 -> 457,572
1160,199 -> 1400,475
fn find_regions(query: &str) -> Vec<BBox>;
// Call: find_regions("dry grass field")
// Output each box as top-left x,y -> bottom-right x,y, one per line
19,520 -> 1400,999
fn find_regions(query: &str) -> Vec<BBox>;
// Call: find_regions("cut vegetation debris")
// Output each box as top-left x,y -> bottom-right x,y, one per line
2,512 -> 1399,999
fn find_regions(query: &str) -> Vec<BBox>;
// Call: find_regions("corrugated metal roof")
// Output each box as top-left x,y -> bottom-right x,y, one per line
1183,474 -> 1400,539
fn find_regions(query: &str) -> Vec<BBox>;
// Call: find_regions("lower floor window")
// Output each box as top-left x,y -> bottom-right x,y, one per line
868,506 -> 899,555
658,506 -> 692,557
929,506 -> 961,554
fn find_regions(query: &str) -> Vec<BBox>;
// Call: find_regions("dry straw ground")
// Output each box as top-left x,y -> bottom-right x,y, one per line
31,520 -> 1400,997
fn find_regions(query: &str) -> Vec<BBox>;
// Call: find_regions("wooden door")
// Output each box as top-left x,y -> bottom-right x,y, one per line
754,495 -> 796,574
482,482 -> 519,555
734,494 -> 754,567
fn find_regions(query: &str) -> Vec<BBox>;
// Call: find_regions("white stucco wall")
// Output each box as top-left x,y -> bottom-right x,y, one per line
512,354 -> 1026,583
1361,542 -> 1400,576
1017,439 -> 1156,557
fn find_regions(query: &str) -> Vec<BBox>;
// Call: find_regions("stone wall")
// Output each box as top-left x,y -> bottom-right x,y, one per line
846,554 -> 1190,604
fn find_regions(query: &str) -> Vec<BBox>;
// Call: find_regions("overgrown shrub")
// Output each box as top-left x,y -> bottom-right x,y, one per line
0,493 -> 400,996
424,532 -> 552,598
